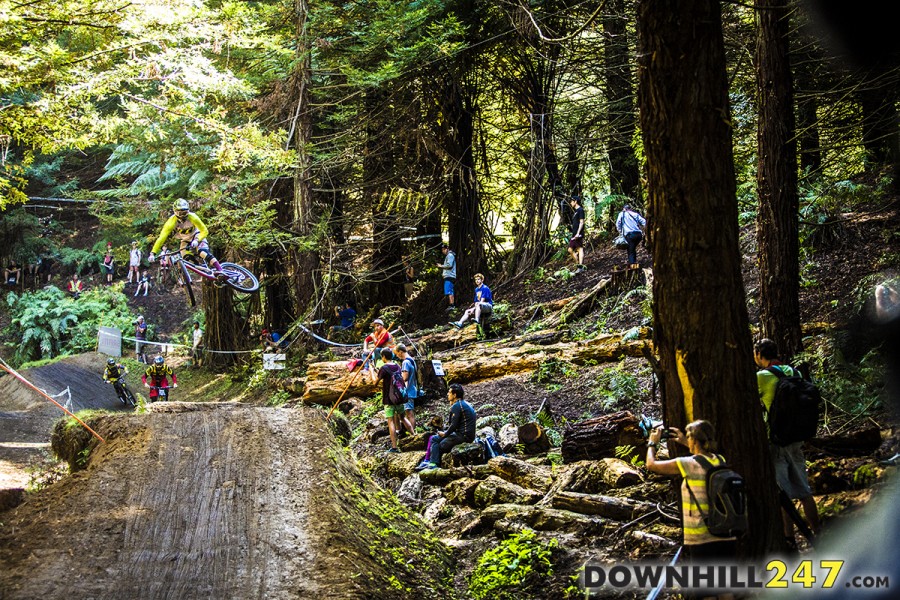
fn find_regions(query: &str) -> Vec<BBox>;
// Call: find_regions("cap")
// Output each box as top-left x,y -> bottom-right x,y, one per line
372,318 -> 384,326
441,243 -> 449,249
262,328 -> 269,334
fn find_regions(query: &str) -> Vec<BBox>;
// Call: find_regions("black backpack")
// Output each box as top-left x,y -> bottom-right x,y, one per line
766,366 -> 821,446
686,455 -> 749,538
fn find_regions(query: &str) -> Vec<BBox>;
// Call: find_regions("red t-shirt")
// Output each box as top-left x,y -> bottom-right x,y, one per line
364,330 -> 392,347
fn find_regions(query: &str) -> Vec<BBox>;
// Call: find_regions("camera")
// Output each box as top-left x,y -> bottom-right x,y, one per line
638,415 -> 674,439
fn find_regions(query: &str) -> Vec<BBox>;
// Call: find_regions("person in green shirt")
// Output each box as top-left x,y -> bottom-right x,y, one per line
148,199 -> 225,277
754,338 -> 820,548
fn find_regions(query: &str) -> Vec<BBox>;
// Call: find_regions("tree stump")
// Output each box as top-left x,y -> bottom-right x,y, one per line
518,422 -> 552,454
561,410 -> 644,463
450,442 -> 484,466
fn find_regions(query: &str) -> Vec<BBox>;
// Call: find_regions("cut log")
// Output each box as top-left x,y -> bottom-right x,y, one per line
592,458 -> 644,488
300,335 -> 651,405
488,456 -> 554,493
479,503 -> 609,534
561,410 -> 645,463
472,475 -> 543,508
444,478 -> 481,505
398,432 -> 431,452
518,422 -> 551,454
550,491 -> 655,521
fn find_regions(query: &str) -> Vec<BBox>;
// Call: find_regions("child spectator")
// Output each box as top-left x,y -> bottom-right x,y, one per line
102,251 -> 115,284
128,241 -> 142,284
67,273 -> 83,298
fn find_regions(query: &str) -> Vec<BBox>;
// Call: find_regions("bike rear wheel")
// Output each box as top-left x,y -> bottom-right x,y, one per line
179,259 -> 196,306
221,263 -> 260,293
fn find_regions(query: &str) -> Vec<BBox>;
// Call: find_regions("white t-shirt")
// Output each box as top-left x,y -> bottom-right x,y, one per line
193,328 -> 203,348
129,248 -> 142,267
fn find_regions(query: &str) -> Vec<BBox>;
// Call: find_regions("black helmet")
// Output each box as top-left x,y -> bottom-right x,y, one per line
154,356 -> 165,365
107,358 -> 116,366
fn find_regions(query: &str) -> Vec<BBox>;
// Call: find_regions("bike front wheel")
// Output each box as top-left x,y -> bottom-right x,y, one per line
122,385 -> 137,408
220,263 -> 260,293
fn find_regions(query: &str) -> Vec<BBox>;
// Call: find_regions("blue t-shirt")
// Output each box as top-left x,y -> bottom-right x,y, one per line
401,357 -> 419,399
474,284 -> 493,305
338,307 -> 356,329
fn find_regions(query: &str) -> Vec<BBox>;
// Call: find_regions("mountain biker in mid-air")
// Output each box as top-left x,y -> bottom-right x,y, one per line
103,358 -> 134,405
147,199 -> 225,278
142,355 -> 177,401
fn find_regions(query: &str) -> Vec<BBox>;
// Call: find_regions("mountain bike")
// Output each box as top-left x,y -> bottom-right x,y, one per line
161,250 -> 260,307
148,385 -> 170,402
111,376 -> 137,408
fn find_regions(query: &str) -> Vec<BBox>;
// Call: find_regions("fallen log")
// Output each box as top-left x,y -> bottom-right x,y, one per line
561,410 -> 645,463
301,334 -> 651,405
472,476 -> 543,508
488,456 -> 554,493
550,491 -> 655,521
805,427 -> 883,457
479,503 -> 609,534
542,278 -> 612,329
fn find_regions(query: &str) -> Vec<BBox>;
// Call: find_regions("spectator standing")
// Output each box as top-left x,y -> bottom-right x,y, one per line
438,243 -> 457,312
191,321 -> 203,367
101,251 -> 115,285
369,348 -> 408,453
134,315 -> 148,363
362,318 -> 392,370
754,338 -> 820,548
451,273 -> 493,329
66,272 -> 83,298
420,383 -> 476,470
615,204 -> 646,267
331,302 -> 357,333
394,344 -> 418,435
128,241 -> 142,284
646,420 -> 737,572
567,196 -> 587,272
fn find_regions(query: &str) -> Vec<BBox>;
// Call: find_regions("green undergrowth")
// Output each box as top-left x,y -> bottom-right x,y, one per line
323,431 -> 456,599
468,529 -> 558,600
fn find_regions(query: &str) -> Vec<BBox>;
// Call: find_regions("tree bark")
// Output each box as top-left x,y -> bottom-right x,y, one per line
637,0 -> 782,556
756,0 -> 802,360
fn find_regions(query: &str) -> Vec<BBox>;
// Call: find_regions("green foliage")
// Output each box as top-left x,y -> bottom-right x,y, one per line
25,449 -> 68,492
592,360 -> 642,412
852,463 -> 878,488
468,529 -> 558,600
794,340 -> 884,417
530,358 -> 576,385
5,284 -> 135,364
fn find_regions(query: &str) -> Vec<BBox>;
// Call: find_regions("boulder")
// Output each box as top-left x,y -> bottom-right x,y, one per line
473,475 -> 543,508
488,456 -> 554,493
497,423 -> 519,452
450,442 -> 484,466
396,474 -> 424,506
385,451 -> 426,479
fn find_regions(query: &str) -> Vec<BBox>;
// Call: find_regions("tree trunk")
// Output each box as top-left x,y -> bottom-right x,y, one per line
291,0 -> 319,314
202,283 -> 246,369
603,0 -> 641,202
756,0 -> 802,360
636,0 -> 782,556
858,71 -> 900,190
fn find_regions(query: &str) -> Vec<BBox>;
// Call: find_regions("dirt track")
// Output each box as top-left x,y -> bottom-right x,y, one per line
0,401 -> 452,599
0,353 -> 128,489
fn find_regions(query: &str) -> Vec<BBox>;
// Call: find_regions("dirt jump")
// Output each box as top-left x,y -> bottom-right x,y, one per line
0,400 -> 453,599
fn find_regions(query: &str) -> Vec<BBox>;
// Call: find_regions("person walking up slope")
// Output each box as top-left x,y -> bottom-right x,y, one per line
615,203 -> 646,267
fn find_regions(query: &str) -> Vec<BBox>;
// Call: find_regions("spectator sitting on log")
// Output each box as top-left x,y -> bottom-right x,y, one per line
418,383 -> 476,470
